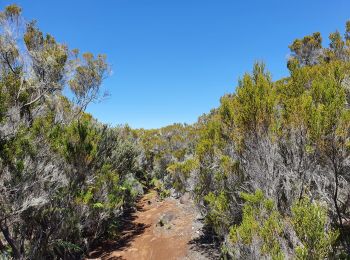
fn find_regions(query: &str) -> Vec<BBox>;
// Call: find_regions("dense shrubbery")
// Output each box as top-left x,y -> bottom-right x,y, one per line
201,24 -> 349,258
133,123 -> 198,197
149,22 -> 350,258
1,4 -> 350,259
0,5 -> 146,259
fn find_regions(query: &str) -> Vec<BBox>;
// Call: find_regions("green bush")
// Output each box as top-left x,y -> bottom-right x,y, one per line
291,197 -> 339,259
229,190 -> 284,260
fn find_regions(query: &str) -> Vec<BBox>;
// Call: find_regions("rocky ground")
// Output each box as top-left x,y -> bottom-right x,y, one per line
87,190 -> 220,260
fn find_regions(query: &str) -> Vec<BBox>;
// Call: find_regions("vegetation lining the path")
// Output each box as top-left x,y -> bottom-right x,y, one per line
0,4 -> 350,259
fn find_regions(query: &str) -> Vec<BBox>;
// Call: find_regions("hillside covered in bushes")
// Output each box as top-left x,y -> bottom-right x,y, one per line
134,20 -> 350,260
0,4 -> 350,259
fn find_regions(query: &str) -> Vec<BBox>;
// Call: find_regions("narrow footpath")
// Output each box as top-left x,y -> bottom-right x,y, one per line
87,190 -> 220,260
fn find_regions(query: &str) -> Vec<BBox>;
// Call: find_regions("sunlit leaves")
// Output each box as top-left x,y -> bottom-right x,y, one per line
292,197 -> 339,259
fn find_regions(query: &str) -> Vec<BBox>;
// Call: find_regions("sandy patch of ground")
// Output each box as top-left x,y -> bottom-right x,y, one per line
87,191 -> 220,260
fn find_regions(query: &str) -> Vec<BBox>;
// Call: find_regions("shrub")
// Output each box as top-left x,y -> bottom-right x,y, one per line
229,190 -> 284,260
291,197 -> 339,259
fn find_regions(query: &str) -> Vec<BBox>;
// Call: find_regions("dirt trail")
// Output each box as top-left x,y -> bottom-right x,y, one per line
88,191 -> 219,260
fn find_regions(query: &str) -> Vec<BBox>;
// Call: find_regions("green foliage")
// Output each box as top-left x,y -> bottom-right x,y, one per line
289,32 -> 323,66
0,84 -> 7,122
167,158 -> 198,192
4,4 -> 22,19
0,5 -> 145,258
291,197 -> 339,259
134,123 -> 197,195
229,190 -> 284,259
1,4 -> 350,259
150,178 -> 170,199
204,191 -> 231,235
192,22 -> 350,257
68,52 -> 109,107
52,240 -> 82,256
222,62 -> 277,149
63,115 -> 99,167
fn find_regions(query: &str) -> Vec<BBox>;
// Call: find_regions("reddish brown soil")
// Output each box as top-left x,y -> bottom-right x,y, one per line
88,191 -> 198,260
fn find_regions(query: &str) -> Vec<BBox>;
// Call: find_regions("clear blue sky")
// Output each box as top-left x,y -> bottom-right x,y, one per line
1,1 -> 349,128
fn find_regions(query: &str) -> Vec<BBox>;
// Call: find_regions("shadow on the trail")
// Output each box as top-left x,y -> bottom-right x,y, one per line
188,224 -> 221,260
88,202 -> 150,259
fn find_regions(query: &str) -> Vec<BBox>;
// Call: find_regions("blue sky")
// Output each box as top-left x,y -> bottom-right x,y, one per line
1,1 -> 349,128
